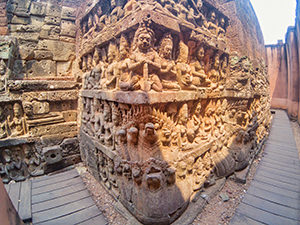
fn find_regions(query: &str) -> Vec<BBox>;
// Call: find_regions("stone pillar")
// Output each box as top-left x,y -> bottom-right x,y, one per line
266,42 -> 288,109
286,27 -> 300,119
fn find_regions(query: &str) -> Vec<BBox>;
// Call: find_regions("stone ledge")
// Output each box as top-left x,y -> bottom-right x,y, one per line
81,90 -> 256,104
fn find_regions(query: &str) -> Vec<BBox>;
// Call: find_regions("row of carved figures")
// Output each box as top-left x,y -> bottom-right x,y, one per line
81,97 -> 270,163
82,24 -> 229,92
81,0 -> 227,39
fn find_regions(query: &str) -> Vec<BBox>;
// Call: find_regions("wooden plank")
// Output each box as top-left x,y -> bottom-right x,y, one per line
255,174 -> 300,193
32,189 -> 90,213
32,171 -> 79,189
261,154 -> 300,169
32,169 -> 78,184
9,182 -> 21,211
78,213 -> 108,225
32,182 -> 86,204
256,168 -> 300,186
256,165 -> 300,181
261,157 -> 300,170
237,202 -> 299,225
230,212 -> 265,225
32,197 -> 95,224
242,194 -> 300,221
258,161 -> 300,175
32,176 -> 83,195
250,180 -> 299,199
247,186 -> 300,210
264,150 -> 300,161
35,205 -> 105,225
18,180 -> 32,222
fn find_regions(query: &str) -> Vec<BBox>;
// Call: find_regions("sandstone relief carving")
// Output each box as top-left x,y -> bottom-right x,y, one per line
79,1 -> 270,224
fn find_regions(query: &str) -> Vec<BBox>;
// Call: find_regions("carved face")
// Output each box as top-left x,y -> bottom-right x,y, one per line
220,18 -> 225,28
0,62 -> 6,75
213,54 -> 220,68
195,103 -> 202,115
13,103 -> 22,118
179,104 -> 188,124
210,11 -> 216,23
197,47 -> 205,60
137,32 -> 152,51
119,44 -> 128,59
162,44 -> 172,59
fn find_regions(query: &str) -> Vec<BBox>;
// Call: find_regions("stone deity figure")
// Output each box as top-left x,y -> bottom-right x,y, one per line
0,106 -> 8,139
205,10 -> 218,35
218,17 -> 226,39
8,103 -> 27,137
190,45 -> 211,87
128,23 -> 162,92
187,102 -> 202,143
104,42 -> 119,89
118,35 -> 133,91
158,34 -> 180,90
176,104 -> 189,148
176,41 -> 197,90
208,52 -> 221,89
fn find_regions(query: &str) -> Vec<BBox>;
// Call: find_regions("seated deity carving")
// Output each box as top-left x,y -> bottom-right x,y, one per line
190,45 -> 212,87
126,23 -> 162,92
208,52 -> 221,90
205,10 -> 218,35
176,41 -> 197,90
158,34 -> 181,90
8,103 -> 27,137
104,42 -> 119,90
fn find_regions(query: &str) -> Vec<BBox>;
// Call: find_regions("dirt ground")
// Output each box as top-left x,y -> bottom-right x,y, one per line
77,149 -> 264,225
77,120 -> 300,225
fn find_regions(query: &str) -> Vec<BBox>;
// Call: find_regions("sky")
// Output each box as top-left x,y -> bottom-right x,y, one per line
250,0 -> 297,45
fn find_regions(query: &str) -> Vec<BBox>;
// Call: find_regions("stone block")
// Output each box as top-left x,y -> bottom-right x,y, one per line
44,15 -> 61,25
34,50 -> 53,60
10,15 -> 30,24
42,145 -> 63,165
13,60 -> 26,79
30,15 -> 45,26
60,19 -> 76,37
39,25 -> 60,40
6,2 -> 17,14
30,2 -> 47,16
26,60 -> 56,77
62,111 -> 77,122
0,16 -> 7,26
32,101 -> 50,114
37,40 -> 75,62
46,3 -> 61,17
61,6 -> 76,20
17,40 -> 36,60
0,26 -> 8,35
57,61 -> 73,76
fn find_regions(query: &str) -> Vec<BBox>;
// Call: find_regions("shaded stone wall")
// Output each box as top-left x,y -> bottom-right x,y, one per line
0,0 -> 81,183
267,0 -> 300,121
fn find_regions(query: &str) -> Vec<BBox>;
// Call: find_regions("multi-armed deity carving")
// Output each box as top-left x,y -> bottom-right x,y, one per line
79,1 -> 271,224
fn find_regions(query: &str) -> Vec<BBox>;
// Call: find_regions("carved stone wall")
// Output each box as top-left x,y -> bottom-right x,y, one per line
78,0 -> 271,224
267,0 -> 300,122
0,0 -> 81,183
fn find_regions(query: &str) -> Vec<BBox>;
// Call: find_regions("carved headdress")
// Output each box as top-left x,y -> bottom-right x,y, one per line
132,21 -> 155,51
159,33 -> 173,58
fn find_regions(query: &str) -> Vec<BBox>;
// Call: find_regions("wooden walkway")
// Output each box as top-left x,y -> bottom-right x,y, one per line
231,110 -> 300,225
6,169 -> 107,225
